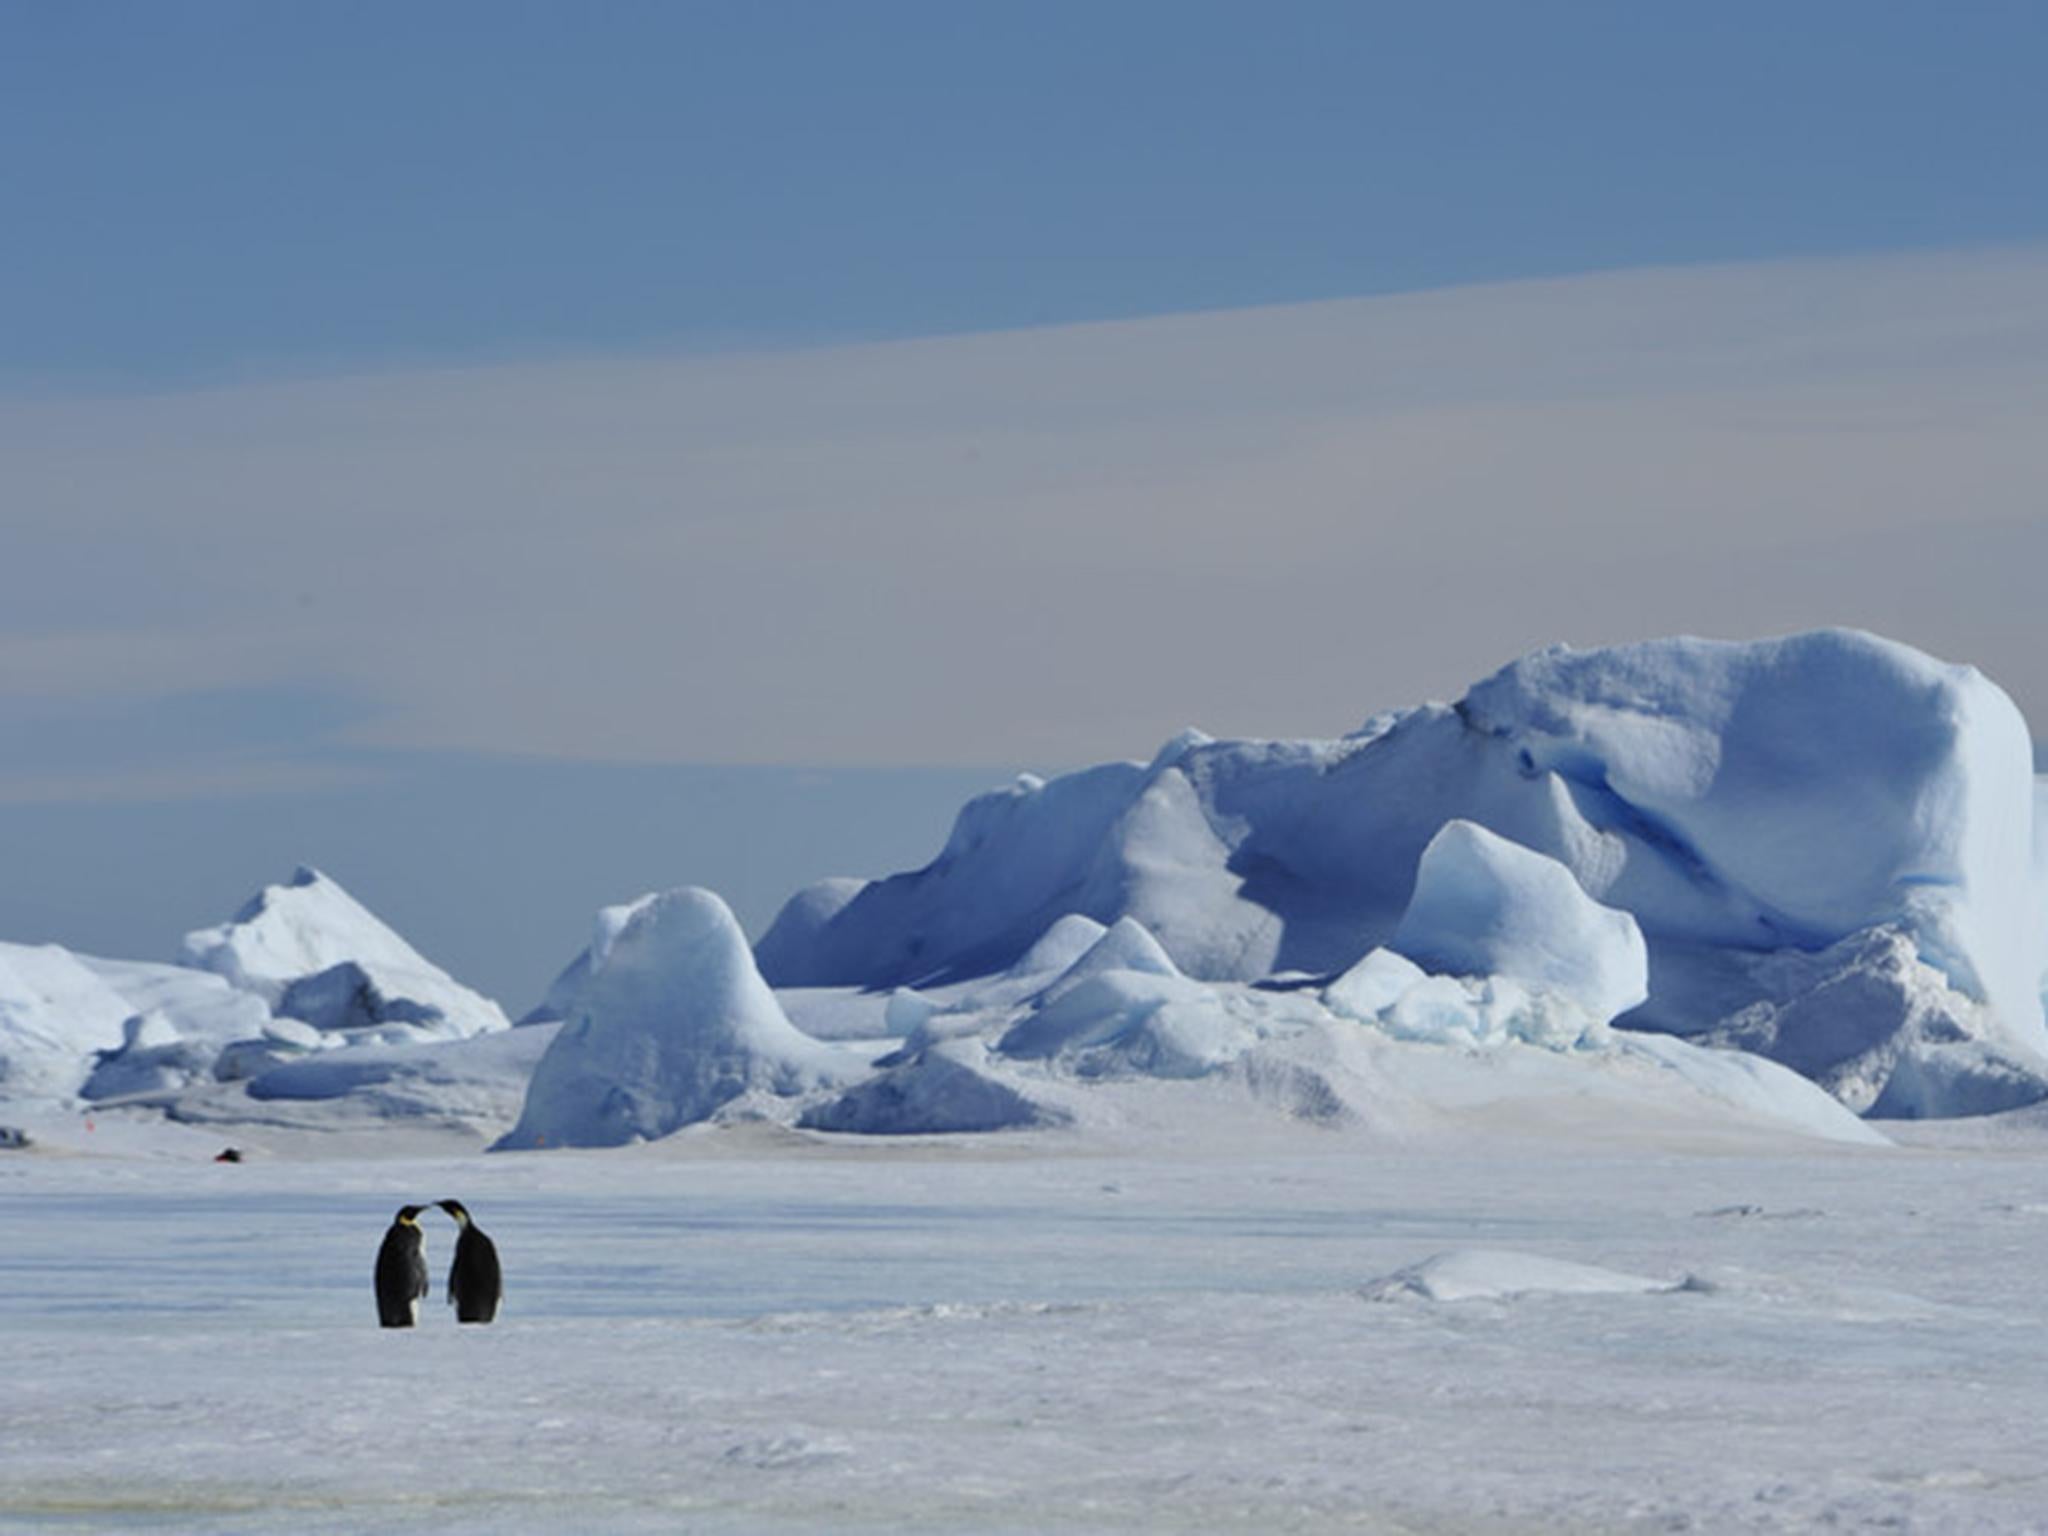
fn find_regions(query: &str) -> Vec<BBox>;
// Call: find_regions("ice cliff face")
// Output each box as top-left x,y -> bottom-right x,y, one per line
758,630 -> 2048,1117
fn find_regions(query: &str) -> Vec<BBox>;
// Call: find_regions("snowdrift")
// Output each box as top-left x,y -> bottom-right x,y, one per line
1362,1249 -> 1687,1303
760,630 -> 2048,1118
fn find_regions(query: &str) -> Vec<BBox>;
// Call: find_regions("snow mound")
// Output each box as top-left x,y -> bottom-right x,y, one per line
1362,1248 -> 1685,1302
999,972 -> 1227,1075
183,867 -> 509,1040
0,943 -> 136,1100
241,1023 -> 559,1133
1381,974 -> 1612,1052
211,1017 -> 335,1083
83,1012 -> 223,1100
0,952 -> 272,1102
80,955 -> 273,1048
798,1041 -> 1065,1135
1324,942 -> 1616,1056
1012,914 -> 1114,978
1392,821 -> 1647,1025
1614,1032 -> 1889,1145
1323,948 -> 1430,1022
1692,926 -> 2047,1117
498,888 -> 850,1149
944,914 -> 1113,1013
1035,916 -> 1183,1005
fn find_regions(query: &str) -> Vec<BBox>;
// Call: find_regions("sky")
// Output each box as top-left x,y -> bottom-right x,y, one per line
3,3 -> 2047,1006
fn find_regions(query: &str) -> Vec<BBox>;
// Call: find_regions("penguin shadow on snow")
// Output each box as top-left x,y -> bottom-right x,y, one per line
374,1200 -> 503,1327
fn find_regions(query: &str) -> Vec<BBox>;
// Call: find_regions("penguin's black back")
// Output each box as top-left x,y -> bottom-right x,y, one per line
374,1210 -> 429,1328
449,1222 -> 502,1323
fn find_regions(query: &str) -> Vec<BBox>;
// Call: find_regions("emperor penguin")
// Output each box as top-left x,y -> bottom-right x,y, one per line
374,1205 -> 430,1328
436,1199 -> 503,1323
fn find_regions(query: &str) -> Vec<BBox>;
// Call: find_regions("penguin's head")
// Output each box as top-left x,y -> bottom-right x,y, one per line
394,1205 -> 427,1225
437,1199 -> 471,1227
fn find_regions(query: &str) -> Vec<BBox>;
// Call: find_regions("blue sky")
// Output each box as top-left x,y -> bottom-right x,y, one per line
6,2 -> 2046,387
4,4 -> 2046,1006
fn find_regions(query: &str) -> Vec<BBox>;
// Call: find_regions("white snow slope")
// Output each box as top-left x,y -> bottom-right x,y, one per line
0,943 -> 136,1100
758,629 -> 2048,1118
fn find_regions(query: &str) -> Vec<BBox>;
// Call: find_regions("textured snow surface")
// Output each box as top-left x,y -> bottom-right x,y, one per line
500,889 -> 852,1149
183,866 -> 510,1040
5,1120 -> 2048,1535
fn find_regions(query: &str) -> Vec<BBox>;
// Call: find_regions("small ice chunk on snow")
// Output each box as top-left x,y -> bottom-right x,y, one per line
1324,948 -> 1428,1021
883,988 -> 937,1035
799,1042 -> 1064,1135
1362,1248 -> 1684,1302
1033,916 -> 1182,1007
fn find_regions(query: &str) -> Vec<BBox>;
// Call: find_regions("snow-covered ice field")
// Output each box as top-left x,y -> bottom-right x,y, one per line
7,1111 -> 2048,1535
14,628 -> 2048,1531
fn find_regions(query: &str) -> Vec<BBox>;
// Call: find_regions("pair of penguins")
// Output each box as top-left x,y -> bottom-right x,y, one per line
375,1199 -> 501,1327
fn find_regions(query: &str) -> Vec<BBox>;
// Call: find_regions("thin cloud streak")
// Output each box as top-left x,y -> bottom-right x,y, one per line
4,247 -> 2047,781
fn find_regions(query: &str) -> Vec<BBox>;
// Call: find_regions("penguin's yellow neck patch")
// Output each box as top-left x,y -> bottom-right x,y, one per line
398,1214 -> 420,1227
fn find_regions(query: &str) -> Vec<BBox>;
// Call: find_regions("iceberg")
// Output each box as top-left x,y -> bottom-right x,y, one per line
12,627 -> 2032,1141
499,888 -> 849,1149
183,866 -> 509,1040
0,945 -> 275,1103
0,943 -> 136,1101
78,958 -> 274,1099
756,630 -> 2048,1117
